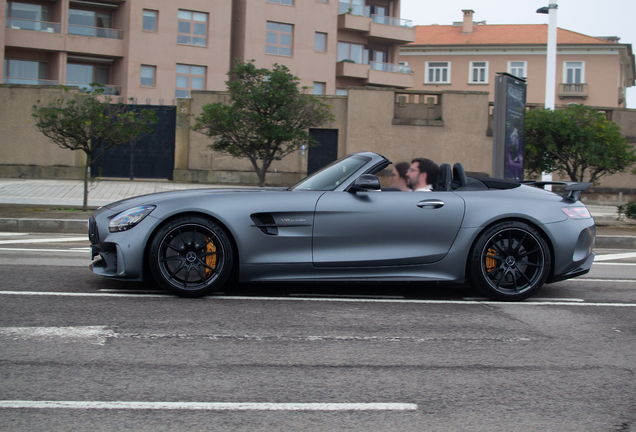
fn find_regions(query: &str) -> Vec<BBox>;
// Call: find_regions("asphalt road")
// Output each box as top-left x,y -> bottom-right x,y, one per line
1,233 -> 635,432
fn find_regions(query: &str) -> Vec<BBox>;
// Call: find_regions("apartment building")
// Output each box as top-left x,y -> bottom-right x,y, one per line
231,0 -> 415,95
2,0 -> 415,102
400,10 -> 635,108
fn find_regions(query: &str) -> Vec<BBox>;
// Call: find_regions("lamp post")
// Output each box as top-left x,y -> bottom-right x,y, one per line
537,2 -> 558,183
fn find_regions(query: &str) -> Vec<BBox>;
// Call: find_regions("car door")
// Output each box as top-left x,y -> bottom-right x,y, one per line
312,191 -> 465,267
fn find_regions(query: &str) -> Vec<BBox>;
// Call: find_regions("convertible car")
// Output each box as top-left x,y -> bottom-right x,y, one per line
88,151 -> 596,301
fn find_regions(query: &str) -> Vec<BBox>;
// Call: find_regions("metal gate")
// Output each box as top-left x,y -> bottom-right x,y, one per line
307,128 -> 339,175
90,105 -> 176,180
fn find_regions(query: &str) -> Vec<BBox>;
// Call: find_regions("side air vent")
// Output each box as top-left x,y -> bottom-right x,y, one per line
250,213 -> 279,236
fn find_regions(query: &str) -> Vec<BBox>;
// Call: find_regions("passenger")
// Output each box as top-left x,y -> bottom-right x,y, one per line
390,162 -> 412,191
406,158 -> 439,192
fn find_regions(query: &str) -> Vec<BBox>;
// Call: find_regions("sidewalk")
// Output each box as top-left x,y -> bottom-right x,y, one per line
0,178 -> 634,248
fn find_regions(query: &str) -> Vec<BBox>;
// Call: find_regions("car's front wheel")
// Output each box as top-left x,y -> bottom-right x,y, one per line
468,221 -> 551,301
149,216 -> 233,298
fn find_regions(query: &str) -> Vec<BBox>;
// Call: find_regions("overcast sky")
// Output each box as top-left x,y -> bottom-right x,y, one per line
401,0 -> 636,108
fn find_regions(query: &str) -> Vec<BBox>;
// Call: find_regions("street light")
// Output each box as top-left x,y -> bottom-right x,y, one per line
537,2 -> 558,184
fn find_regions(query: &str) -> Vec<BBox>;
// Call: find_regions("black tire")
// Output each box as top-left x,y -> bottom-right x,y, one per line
468,221 -> 551,301
149,216 -> 234,298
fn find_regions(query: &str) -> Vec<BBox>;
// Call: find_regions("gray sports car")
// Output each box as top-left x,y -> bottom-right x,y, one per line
88,151 -> 595,301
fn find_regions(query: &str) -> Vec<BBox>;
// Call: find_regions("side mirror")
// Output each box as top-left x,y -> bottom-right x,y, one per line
348,174 -> 381,193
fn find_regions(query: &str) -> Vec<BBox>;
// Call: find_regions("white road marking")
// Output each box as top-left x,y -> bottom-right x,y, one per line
1,291 -> 635,307
594,252 -> 636,261
593,262 -> 636,266
0,248 -> 88,253
0,237 -> 87,245
0,233 -> 29,237
0,326 -> 115,345
577,278 -> 636,283
0,401 -> 417,411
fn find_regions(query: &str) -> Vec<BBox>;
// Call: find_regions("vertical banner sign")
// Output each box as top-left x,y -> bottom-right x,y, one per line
492,73 -> 527,180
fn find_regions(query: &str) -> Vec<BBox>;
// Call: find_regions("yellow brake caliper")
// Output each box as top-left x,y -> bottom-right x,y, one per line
485,248 -> 497,272
205,238 -> 218,278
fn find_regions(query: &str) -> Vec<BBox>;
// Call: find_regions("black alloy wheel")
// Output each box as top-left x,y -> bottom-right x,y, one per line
468,221 -> 551,301
149,216 -> 233,297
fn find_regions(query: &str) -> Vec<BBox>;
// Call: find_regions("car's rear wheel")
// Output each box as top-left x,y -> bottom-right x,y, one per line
468,221 -> 551,301
149,216 -> 233,298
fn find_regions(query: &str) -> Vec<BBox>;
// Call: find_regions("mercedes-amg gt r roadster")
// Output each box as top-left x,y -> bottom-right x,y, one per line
89,152 -> 596,301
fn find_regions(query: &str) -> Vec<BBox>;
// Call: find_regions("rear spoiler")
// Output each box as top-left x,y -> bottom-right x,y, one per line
520,181 -> 592,201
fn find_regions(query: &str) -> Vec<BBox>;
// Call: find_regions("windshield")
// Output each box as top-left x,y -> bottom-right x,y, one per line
290,154 -> 371,191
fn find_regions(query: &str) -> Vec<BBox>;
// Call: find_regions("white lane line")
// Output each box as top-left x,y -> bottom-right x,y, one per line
594,252 -> 636,261
1,291 -> 636,307
0,248 -> 88,253
577,278 -> 636,283
593,263 -> 636,266
0,326 -> 114,345
0,237 -> 87,245
0,401 -> 417,411
0,233 -> 29,237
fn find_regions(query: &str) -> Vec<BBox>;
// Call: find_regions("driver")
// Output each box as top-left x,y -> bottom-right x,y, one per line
406,158 -> 439,192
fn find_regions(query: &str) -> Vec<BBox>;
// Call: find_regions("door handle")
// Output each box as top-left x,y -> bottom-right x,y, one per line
417,199 -> 444,208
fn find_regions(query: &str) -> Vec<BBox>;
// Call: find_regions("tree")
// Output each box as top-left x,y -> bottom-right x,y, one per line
524,104 -> 636,184
32,85 -> 158,210
192,61 -> 335,187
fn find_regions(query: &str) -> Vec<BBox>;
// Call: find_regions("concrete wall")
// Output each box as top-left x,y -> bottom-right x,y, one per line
0,85 -> 84,179
0,84 -> 634,202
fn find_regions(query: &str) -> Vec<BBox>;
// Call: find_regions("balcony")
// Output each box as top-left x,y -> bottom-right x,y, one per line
5,17 -> 61,33
337,61 -> 413,88
338,13 -> 416,44
68,24 -> 124,40
336,60 -> 369,79
3,77 -> 59,86
558,83 -> 588,99
368,62 -> 413,88
66,82 -> 121,96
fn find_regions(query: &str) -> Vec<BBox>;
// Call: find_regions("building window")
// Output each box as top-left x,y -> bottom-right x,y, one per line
336,89 -> 348,96
143,10 -> 157,32
177,10 -> 207,47
313,82 -> 325,95
3,59 -> 47,85
508,61 -> 527,78
6,2 -> 50,31
141,65 -> 155,87
176,64 -> 206,98
564,61 -> 584,84
425,62 -> 450,84
66,63 -> 111,93
339,0 -> 363,15
266,22 -> 293,56
337,42 -> 363,64
469,61 -> 488,83
69,8 -> 114,38
267,0 -> 293,4
315,32 -> 327,52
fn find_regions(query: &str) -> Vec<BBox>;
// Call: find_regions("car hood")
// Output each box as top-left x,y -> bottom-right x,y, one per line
101,187 -> 286,214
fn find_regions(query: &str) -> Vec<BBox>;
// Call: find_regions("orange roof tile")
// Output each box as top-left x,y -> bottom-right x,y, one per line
409,24 -> 616,46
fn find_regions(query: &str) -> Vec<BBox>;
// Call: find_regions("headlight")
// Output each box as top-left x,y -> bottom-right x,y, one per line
109,206 -> 156,232
562,207 -> 591,219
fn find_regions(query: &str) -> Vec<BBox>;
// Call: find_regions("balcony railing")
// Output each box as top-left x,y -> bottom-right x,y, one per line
5,17 -> 61,33
370,61 -> 412,74
558,83 -> 588,99
3,77 -> 59,86
68,24 -> 124,40
66,82 -> 121,95
371,14 -> 413,28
